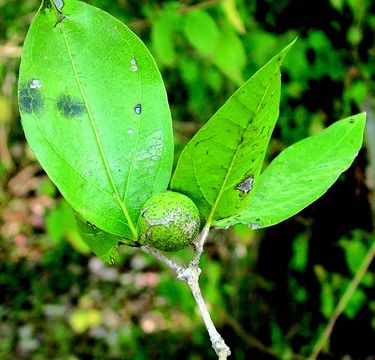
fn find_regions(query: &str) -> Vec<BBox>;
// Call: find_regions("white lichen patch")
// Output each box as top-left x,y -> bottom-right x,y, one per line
142,207 -> 183,227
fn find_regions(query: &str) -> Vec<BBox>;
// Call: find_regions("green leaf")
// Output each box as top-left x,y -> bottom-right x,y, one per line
321,282 -> 335,318
18,0 -> 173,240
151,4 -> 181,66
214,113 -> 366,229
344,287 -> 366,319
290,234 -> 309,272
212,28 -> 247,85
221,0 -> 246,34
340,238 -> 369,275
74,212 -> 132,265
46,199 -> 91,255
183,9 -> 219,57
171,41 -> 296,222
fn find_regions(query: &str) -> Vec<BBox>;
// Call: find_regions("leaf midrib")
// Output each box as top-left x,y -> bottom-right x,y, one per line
62,27 -> 138,239
221,118 -> 361,224
206,67 -> 279,225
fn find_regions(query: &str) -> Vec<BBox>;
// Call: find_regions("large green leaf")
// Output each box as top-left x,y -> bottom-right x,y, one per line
171,40 -> 295,223
213,113 -> 366,229
18,0 -> 174,240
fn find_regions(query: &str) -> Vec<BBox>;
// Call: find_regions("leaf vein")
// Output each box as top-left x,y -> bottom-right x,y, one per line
62,27 -> 137,238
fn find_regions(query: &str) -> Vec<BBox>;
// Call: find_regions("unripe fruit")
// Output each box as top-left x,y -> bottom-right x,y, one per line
138,191 -> 201,252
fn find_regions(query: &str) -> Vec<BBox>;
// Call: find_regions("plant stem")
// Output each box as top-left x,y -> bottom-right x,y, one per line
141,224 -> 231,359
178,266 -> 231,359
190,224 -> 210,268
307,237 -> 375,360
141,245 -> 182,273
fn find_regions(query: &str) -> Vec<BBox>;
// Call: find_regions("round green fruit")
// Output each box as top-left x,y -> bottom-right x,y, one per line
138,191 -> 201,252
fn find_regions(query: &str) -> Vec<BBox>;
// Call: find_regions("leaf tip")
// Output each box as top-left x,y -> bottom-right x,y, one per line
277,37 -> 298,62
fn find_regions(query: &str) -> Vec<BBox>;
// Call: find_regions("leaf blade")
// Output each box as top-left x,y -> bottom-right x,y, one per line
213,113 -> 366,229
74,212 -> 130,265
19,0 -> 174,240
183,9 -> 219,56
171,40 -> 296,222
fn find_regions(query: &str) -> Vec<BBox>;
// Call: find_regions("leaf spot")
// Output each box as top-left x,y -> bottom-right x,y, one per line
247,223 -> 260,230
30,79 -> 42,89
53,0 -> 64,13
57,94 -> 85,118
127,129 -> 134,134
130,58 -> 139,72
86,220 -> 97,229
134,104 -> 142,115
236,176 -> 254,195
136,130 -> 164,162
18,82 -> 44,115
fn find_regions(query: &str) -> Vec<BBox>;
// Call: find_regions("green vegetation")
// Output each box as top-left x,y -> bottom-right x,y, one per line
1,0 -> 375,359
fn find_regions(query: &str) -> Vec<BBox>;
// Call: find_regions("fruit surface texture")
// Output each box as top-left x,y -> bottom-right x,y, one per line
138,191 -> 201,251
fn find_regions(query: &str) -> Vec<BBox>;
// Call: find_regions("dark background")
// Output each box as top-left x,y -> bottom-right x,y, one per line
0,0 -> 374,359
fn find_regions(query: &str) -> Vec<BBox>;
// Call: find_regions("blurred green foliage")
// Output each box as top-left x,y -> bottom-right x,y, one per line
1,0 -> 375,359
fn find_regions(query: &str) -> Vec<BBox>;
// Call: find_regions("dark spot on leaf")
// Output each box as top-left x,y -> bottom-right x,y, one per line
41,0 -> 52,11
134,104 -> 142,115
57,94 -> 85,118
236,176 -> 254,195
349,118 -> 355,124
195,136 -> 213,147
18,82 -> 44,115
86,221 -> 98,230
54,14 -> 66,27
